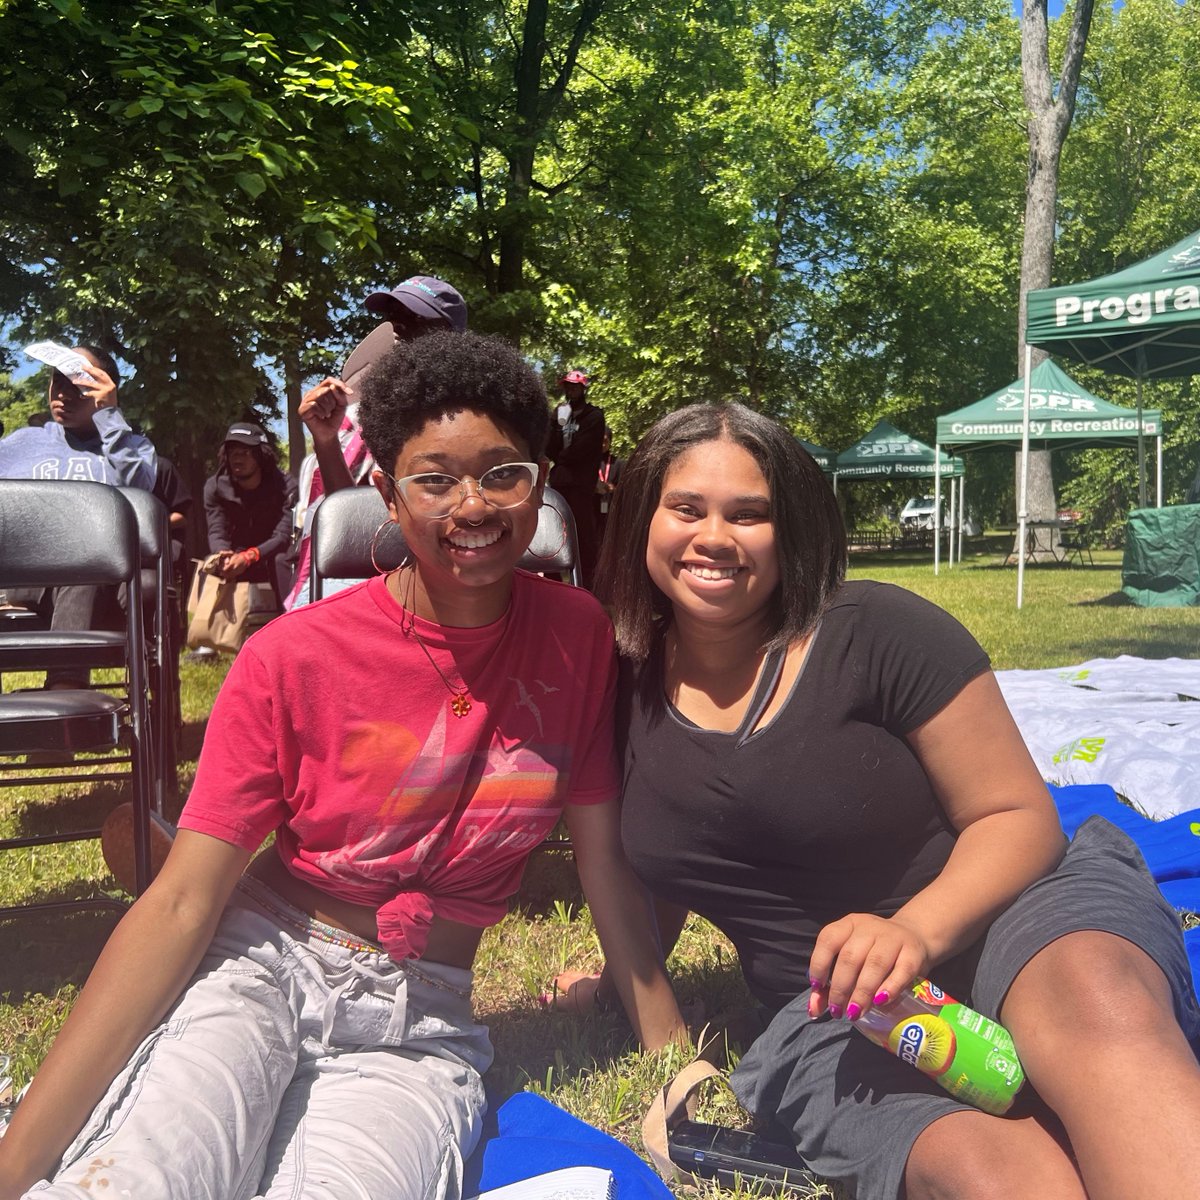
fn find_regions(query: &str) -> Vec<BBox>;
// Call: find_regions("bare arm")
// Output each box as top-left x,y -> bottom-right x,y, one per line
0,832 -> 253,1197
810,671 -> 1063,1020
299,378 -> 356,495
564,799 -> 687,1051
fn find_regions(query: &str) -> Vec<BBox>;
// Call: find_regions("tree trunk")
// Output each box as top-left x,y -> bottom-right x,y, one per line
495,0 -> 606,322
282,345 -> 305,479
1015,0 -> 1095,561
497,0 -> 548,301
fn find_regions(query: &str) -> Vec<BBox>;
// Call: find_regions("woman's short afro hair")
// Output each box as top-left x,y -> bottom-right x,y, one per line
358,330 -> 551,474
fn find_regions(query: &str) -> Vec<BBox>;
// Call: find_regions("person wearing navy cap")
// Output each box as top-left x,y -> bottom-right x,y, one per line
286,276 -> 468,609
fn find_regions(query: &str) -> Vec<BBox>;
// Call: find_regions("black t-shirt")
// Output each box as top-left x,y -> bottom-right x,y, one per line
620,580 -> 991,1012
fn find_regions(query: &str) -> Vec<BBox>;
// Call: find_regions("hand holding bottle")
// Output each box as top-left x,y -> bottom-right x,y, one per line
807,912 -> 933,1022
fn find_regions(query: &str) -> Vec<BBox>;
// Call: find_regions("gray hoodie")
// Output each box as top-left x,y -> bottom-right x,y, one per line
0,406 -> 155,489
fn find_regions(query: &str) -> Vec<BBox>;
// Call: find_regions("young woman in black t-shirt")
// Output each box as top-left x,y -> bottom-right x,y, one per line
557,402 -> 1200,1200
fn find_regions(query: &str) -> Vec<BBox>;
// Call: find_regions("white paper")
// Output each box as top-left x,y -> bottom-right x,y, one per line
466,1167 -> 616,1200
23,341 -> 93,382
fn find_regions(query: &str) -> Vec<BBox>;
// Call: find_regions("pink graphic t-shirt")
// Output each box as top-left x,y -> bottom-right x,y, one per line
181,570 -> 619,960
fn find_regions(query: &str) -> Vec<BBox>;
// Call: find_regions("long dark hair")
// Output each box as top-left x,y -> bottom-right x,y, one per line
594,402 -> 847,662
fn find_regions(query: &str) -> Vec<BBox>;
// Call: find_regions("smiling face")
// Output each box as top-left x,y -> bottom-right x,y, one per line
646,437 -> 779,634
375,408 -> 545,623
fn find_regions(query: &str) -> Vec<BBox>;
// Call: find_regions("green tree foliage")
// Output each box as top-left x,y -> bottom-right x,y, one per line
0,0 -> 442,475
1,0 -> 1197,531
0,372 -> 45,435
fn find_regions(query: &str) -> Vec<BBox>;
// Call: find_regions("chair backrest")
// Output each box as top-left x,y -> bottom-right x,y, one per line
0,480 -> 140,586
310,485 -> 580,599
117,487 -> 171,563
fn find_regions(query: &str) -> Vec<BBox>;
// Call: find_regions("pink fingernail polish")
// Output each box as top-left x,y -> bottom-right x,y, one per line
828,1003 -> 842,1019
809,978 -> 824,990
846,1002 -> 862,1021
874,990 -> 890,1006
538,992 -> 551,1008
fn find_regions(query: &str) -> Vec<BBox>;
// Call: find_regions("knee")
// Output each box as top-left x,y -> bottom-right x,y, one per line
1006,930 -> 1176,1052
905,1114 -> 1081,1200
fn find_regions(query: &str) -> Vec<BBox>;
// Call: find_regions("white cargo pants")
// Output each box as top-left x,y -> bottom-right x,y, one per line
26,877 -> 493,1200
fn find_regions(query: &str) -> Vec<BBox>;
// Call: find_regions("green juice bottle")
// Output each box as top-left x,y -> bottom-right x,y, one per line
853,978 -> 1025,1116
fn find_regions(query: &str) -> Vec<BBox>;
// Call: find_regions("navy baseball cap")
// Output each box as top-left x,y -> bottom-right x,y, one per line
364,275 -> 468,332
223,422 -> 270,447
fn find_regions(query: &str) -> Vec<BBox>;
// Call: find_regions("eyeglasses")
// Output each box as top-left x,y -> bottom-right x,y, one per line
386,461 -> 540,519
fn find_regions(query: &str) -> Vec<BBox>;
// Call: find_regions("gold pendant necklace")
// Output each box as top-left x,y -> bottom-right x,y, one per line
398,567 -> 472,718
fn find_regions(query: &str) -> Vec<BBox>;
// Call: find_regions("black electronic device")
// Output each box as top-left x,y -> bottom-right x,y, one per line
666,1119 -> 819,1194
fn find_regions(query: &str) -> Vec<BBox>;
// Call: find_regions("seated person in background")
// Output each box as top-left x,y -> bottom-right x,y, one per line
202,422 -> 298,617
0,329 -> 682,1200
0,345 -> 154,489
0,346 -> 155,685
286,275 -> 468,608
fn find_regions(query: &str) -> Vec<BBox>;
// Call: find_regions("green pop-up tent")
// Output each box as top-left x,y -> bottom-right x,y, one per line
834,421 -> 965,562
935,361 -> 1163,580
1025,229 -> 1200,376
1026,227 -> 1200,508
797,438 -> 835,473
834,420 -> 964,482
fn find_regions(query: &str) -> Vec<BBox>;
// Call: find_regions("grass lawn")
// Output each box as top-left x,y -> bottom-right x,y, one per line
3,538 -> 1198,1197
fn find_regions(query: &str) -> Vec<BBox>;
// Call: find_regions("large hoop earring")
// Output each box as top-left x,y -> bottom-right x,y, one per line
370,519 -> 409,575
526,511 -> 569,562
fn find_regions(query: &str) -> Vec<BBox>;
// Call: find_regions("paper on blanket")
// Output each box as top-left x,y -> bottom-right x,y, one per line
23,341 -> 94,383
997,657 -> 1200,820
465,1167 -> 616,1200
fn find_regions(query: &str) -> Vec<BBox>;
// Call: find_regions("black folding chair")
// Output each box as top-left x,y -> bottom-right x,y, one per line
1059,522 -> 1095,566
0,481 -> 157,919
0,488 -> 176,812
309,485 -> 581,600
119,487 -> 180,810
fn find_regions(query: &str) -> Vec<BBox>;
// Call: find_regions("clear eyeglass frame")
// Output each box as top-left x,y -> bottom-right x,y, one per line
386,461 -> 540,519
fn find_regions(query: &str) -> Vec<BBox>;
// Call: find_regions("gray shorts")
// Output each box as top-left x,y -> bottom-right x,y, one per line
729,817 -> 1200,1200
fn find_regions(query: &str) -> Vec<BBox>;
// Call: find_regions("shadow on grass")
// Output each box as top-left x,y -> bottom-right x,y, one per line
0,906 -> 121,1002
1075,591 -> 1134,607
179,716 -> 208,765
483,955 -> 756,1104
8,779 -> 130,838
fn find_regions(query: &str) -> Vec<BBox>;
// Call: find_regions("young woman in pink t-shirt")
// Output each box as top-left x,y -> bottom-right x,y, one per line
0,332 -> 685,1200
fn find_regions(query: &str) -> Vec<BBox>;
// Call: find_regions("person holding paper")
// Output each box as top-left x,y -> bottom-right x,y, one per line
0,345 -> 156,682
0,344 -> 154,489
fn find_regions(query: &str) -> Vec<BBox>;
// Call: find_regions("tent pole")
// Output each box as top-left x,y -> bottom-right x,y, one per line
947,463 -> 956,569
958,475 -> 965,563
1156,434 -> 1163,508
1136,374 -> 1147,509
1017,345 -> 1033,609
933,447 -> 942,575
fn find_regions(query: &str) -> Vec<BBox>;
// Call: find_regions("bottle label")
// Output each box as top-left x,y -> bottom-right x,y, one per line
886,1003 -> 1024,1116
909,979 -> 954,1007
